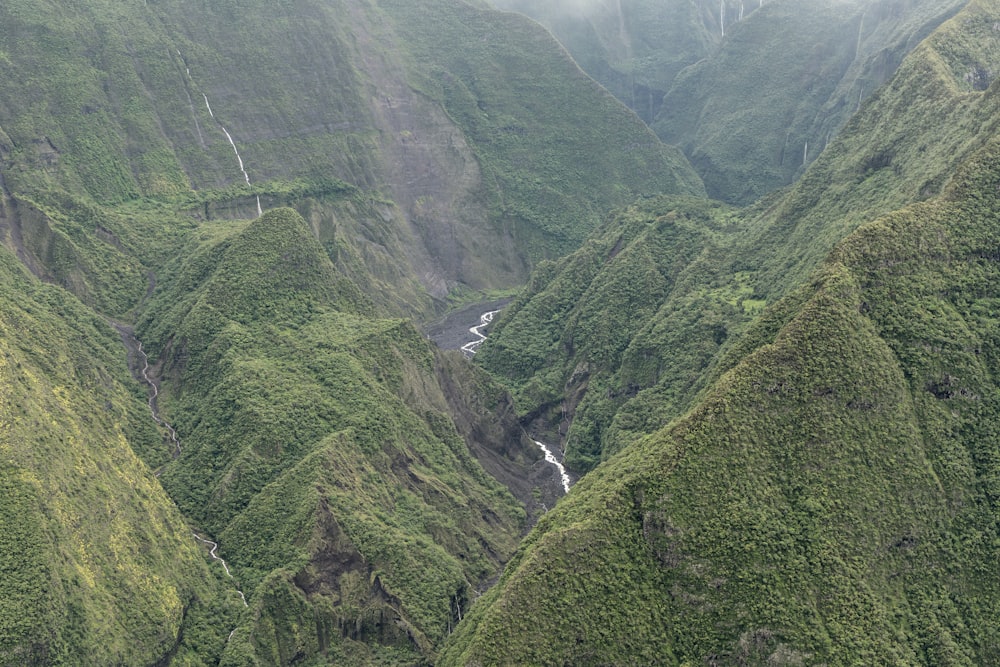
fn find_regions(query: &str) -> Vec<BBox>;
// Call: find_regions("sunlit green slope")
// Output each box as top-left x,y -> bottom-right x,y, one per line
444,125 -> 1000,667
0,247 -> 241,666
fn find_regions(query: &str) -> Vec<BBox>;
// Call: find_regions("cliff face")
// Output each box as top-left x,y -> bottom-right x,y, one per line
0,0 -> 702,317
491,0 -> 965,204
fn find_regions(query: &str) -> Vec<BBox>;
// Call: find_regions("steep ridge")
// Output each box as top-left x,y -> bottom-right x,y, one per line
130,208 -> 547,665
443,112 -> 1000,667
0,247 -> 241,666
478,0 -> 1000,473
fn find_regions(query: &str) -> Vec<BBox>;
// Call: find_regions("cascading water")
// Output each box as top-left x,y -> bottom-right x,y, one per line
463,308 -> 574,496
534,441 -> 571,494
192,533 -> 249,608
186,58 -> 261,217
206,97 -> 263,217
118,324 -> 250,618
132,336 -> 181,459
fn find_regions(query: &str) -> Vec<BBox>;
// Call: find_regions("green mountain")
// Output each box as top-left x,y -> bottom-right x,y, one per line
0,244 -> 242,666
447,0 -> 1000,662
0,0 -> 705,663
6,0 -> 1000,664
0,0 -> 701,319
490,0 -> 965,203
131,207 -> 548,665
478,0 -> 1000,473
444,141 -> 1000,662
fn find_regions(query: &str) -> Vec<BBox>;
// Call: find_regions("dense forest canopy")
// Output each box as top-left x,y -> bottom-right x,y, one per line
2,0 -> 1000,665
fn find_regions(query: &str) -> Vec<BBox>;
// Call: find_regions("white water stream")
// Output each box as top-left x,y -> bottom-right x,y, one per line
192,533 -> 249,607
462,308 -> 573,495
198,74 -> 262,217
124,326 -> 249,614
133,337 -> 181,459
460,309 -> 500,357
534,441 -> 571,494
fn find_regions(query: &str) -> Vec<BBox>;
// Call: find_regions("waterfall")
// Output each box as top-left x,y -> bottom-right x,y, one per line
534,441 -> 572,494
720,0 -> 726,37
203,94 -> 263,217
803,142 -> 808,166
221,127 -> 251,186
192,533 -> 249,607
856,9 -> 866,62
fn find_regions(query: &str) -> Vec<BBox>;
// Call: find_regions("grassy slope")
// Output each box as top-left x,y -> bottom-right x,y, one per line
479,0 -> 1000,473
443,132 -> 1000,667
0,247 -> 240,666
132,208 -> 527,665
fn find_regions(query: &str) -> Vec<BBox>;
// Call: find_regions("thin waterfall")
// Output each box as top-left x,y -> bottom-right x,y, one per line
202,93 -> 263,217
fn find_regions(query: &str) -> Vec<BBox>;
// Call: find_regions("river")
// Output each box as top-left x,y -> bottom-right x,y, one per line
436,304 -> 573,495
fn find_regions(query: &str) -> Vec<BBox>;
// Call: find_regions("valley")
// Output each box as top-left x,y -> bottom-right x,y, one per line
1,0 -> 1000,665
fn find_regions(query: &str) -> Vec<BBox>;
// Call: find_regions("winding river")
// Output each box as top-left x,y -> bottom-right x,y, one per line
460,309 -> 500,357
192,533 -> 249,608
462,308 -> 573,495
133,337 -> 181,459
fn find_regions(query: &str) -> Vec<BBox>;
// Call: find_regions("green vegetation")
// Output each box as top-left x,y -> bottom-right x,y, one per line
444,129 -> 1000,667
5,0 -> 1000,664
129,208 -> 526,665
480,0 -> 1000,474
0,0 -> 703,321
0,248 -> 240,666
